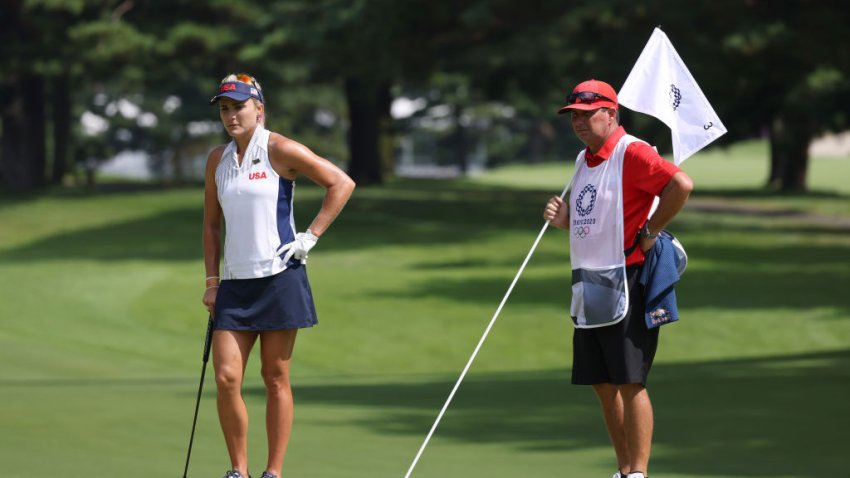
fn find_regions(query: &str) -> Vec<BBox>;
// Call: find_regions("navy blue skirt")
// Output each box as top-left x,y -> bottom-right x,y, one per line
214,264 -> 318,331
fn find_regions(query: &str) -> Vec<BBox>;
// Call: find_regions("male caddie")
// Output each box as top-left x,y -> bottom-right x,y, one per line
543,79 -> 693,478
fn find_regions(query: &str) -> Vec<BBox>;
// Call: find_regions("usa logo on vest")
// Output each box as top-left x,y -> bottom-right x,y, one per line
249,171 -> 267,180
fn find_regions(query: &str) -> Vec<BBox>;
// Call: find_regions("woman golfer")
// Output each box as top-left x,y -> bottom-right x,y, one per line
202,73 -> 355,478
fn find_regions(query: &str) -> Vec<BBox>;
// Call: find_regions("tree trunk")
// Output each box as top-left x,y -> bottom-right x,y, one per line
0,83 -> 16,189
527,120 -> 544,164
0,74 -> 47,191
377,86 -> 394,180
767,110 -> 811,192
171,140 -> 185,186
344,77 -> 391,185
26,74 -> 47,189
452,105 -> 469,175
51,73 -> 72,185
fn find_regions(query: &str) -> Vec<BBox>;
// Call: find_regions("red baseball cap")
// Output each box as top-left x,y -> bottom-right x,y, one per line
557,79 -> 618,114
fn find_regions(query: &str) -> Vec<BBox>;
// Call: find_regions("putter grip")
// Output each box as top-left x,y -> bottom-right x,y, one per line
202,316 -> 213,362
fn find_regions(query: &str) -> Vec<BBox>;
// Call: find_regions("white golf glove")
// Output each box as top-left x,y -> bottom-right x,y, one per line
277,230 -> 319,264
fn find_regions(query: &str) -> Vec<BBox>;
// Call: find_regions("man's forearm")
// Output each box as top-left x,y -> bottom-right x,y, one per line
646,172 -> 693,232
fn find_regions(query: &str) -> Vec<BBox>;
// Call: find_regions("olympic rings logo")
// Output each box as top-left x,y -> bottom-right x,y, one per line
575,184 -> 597,217
574,226 -> 590,239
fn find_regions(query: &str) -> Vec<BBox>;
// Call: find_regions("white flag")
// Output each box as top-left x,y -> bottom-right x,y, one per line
619,28 -> 727,164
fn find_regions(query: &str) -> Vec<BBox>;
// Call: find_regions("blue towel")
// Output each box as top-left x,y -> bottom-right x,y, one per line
639,235 -> 682,329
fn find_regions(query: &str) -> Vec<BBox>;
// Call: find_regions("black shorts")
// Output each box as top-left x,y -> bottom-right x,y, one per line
571,265 -> 659,386
214,264 -> 318,332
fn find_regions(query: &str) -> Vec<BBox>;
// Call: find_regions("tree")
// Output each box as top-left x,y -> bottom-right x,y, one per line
0,0 -> 158,191
0,0 -> 48,190
258,1 -> 418,184
4,0 -> 847,192
259,0 -> 581,183
119,0 -> 258,184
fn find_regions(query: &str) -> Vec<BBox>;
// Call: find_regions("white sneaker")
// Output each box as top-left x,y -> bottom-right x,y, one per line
626,472 -> 646,478
613,472 -> 623,478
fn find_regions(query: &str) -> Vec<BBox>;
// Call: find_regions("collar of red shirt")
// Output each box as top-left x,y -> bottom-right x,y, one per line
585,126 -> 626,166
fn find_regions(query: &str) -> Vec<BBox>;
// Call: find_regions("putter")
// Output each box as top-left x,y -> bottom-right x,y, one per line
182,315 -> 214,478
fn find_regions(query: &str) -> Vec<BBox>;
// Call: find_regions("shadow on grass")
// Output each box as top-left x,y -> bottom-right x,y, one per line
248,349 -> 848,477
0,208 -> 203,262
0,182 -> 203,208
393,239 -> 850,312
2,182 -> 848,272
692,188 -> 848,199
0,186 -> 551,262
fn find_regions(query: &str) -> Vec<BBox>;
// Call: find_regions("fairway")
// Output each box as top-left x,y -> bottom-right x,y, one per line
1,150 -> 849,477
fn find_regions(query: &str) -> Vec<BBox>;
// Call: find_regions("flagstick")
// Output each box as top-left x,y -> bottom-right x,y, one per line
403,180 -> 573,478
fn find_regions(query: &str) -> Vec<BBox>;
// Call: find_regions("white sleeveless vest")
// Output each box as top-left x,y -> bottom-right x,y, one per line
215,126 -> 298,280
569,134 -> 644,328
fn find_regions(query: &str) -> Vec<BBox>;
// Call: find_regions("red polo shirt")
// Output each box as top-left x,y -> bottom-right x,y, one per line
582,126 -> 681,266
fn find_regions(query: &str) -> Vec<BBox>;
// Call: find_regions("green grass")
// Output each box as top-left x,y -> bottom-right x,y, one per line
1,146 -> 849,477
469,139 -> 850,216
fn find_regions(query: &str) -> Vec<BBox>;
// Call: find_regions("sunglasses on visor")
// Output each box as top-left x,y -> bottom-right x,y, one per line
567,91 -> 615,104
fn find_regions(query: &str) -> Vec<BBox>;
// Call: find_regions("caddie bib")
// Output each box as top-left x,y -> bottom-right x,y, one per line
569,134 -> 644,328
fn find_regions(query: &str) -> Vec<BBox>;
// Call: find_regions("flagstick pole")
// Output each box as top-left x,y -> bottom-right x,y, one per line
403,180 -> 572,478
